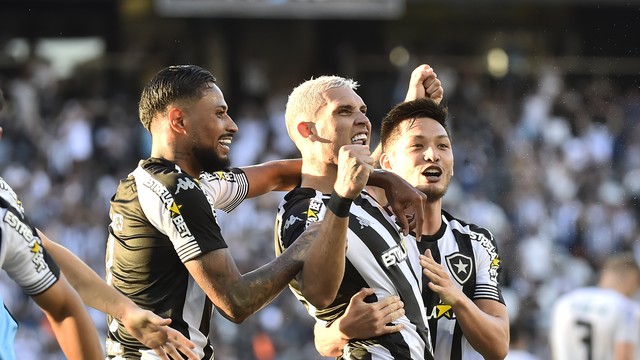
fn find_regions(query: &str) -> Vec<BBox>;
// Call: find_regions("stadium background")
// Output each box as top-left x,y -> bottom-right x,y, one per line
0,0 -> 638,358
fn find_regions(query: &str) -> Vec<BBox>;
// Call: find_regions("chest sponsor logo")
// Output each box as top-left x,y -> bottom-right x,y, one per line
202,171 -> 237,183
469,231 -> 500,282
445,252 -> 473,285
381,243 -> 408,268
427,301 -> 456,320
304,198 -> 323,226
175,177 -> 198,194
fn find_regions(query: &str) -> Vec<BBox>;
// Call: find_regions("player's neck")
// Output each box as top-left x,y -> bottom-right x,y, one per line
420,202 -> 443,236
300,160 -> 338,194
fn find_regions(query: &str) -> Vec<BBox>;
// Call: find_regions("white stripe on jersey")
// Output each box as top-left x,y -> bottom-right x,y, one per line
199,170 -> 249,213
0,206 -> 59,296
134,167 -> 204,263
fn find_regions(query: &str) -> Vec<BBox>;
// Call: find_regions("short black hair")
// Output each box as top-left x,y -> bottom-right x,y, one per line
380,98 -> 449,152
138,65 -> 216,131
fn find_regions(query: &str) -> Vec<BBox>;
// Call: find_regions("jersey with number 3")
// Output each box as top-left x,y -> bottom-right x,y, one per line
550,287 -> 640,360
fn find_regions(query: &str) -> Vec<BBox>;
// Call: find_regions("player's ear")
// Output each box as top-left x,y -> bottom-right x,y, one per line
297,121 -> 316,140
379,152 -> 393,171
168,107 -> 187,134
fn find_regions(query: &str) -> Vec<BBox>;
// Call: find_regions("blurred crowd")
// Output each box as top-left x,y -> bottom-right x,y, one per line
0,56 -> 638,359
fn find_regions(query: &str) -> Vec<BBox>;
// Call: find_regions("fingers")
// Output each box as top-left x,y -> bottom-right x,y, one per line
153,346 -> 169,360
382,322 -> 405,335
162,343 -> 181,360
424,77 -> 444,104
336,145 -> 374,198
167,328 -> 198,360
351,287 -> 376,302
391,204 -> 410,236
405,65 -> 433,101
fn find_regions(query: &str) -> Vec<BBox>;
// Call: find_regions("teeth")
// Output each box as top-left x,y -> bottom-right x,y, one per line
351,134 -> 367,143
219,139 -> 231,144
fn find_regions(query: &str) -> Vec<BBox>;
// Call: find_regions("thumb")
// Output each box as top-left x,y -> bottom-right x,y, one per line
352,287 -> 375,302
150,313 -> 172,326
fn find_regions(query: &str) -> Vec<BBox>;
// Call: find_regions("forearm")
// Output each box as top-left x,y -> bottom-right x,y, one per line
39,230 -> 135,318
36,280 -> 103,359
452,298 -> 509,360
224,249 -> 305,322
243,158 -> 302,197
301,213 -> 348,309
314,321 -> 347,357
46,309 -> 104,360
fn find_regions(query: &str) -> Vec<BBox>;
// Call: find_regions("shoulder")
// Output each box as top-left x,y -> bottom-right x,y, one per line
0,177 -> 24,215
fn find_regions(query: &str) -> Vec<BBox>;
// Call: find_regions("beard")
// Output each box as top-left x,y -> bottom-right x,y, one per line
416,182 -> 449,202
192,142 -> 230,173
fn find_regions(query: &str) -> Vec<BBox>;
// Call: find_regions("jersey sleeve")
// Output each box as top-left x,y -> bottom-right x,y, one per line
199,168 -> 249,213
133,167 -> 228,263
469,225 -> 504,304
0,207 -> 60,296
614,300 -> 640,344
276,191 -> 327,250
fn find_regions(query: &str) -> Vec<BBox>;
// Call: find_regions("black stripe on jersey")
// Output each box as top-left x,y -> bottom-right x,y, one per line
452,228 -> 476,295
418,238 -> 441,354
451,323 -> 463,360
450,223 -> 476,360
321,259 -> 374,323
354,197 -> 433,360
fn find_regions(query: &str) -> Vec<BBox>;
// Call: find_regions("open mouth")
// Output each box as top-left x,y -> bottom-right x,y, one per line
218,136 -> 232,152
422,166 -> 442,181
351,133 -> 367,145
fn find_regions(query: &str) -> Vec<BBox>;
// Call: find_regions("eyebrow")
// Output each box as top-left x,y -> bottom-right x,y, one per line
334,104 -> 367,113
408,134 -> 449,141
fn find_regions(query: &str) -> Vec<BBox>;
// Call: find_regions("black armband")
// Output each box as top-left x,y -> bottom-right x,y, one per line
327,191 -> 352,218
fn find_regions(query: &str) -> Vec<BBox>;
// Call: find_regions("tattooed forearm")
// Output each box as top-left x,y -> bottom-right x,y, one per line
225,223 -> 318,321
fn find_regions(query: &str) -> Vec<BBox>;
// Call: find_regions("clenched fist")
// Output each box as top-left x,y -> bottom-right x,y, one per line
334,145 -> 374,199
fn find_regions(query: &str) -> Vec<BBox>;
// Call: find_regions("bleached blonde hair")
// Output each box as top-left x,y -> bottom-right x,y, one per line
285,76 -> 359,138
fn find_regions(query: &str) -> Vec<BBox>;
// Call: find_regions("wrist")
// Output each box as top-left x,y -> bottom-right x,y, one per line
327,190 -> 352,218
367,169 -> 393,188
334,318 -> 352,343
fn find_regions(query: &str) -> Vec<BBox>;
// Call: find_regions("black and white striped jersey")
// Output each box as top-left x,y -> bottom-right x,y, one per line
0,177 -> 60,297
0,177 -> 61,358
406,210 -> 504,360
275,188 -> 434,360
105,158 -> 248,359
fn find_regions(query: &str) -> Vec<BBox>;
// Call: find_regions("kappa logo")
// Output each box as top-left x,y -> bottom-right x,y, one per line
175,177 -> 197,194
284,215 -> 303,230
445,252 -> 473,285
